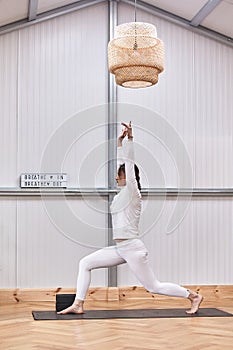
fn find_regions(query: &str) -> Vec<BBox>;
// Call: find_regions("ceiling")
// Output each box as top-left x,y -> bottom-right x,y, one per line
144,0 -> 233,38
0,0 -> 232,42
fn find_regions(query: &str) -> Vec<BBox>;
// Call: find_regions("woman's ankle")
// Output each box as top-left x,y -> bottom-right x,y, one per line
74,299 -> 84,306
187,290 -> 198,300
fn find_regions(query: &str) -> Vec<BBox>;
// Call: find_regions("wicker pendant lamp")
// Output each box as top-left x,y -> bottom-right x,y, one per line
108,1 -> 164,88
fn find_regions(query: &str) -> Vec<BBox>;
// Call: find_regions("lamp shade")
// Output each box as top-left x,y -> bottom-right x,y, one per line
108,22 -> 164,88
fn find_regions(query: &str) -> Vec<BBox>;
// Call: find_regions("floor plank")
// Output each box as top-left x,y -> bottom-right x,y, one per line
0,297 -> 233,350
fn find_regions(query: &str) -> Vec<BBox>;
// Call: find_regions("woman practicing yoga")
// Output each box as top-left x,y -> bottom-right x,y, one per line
58,121 -> 203,315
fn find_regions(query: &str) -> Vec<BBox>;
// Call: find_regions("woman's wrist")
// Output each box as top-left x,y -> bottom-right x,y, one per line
117,138 -> 123,147
128,136 -> 133,140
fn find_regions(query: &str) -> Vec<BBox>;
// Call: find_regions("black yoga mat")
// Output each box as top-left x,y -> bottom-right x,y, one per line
32,308 -> 233,320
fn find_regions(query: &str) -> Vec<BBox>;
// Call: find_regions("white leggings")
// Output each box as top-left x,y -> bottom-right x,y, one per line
75,239 -> 189,301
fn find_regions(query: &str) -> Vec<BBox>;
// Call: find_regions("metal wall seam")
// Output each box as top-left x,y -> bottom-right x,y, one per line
107,0 -> 118,287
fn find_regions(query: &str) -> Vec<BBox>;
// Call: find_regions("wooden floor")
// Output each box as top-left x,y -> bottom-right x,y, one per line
0,291 -> 233,350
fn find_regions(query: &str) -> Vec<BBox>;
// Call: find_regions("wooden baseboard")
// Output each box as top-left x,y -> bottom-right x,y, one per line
0,285 -> 232,304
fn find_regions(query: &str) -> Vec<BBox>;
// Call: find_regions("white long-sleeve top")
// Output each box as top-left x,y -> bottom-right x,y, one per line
110,140 -> 142,240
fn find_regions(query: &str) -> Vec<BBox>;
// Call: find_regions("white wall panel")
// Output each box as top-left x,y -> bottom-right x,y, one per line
117,3 -> 233,286
117,3 -> 233,188
194,37 -> 233,187
0,199 -> 17,287
117,5 -> 196,188
0,32 -> 18,186
118,197 -> 233,286
17,197 -> 108,288
0,3 -> 109,289
18,2 -> 108,187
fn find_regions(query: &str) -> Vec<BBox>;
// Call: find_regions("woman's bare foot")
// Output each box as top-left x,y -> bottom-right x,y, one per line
57,300 -> 84,314
186,291 -> 203,314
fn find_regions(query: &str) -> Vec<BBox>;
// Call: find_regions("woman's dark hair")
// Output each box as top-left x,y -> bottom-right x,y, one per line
118,163 -> 141,191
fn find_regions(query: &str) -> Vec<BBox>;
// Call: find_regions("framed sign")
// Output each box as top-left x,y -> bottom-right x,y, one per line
20,173 -> 67,188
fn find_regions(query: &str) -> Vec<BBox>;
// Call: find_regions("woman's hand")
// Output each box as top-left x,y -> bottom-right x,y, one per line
119,126 -> 128,140
118,126 -> 128,147
121,121 -> 133,140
